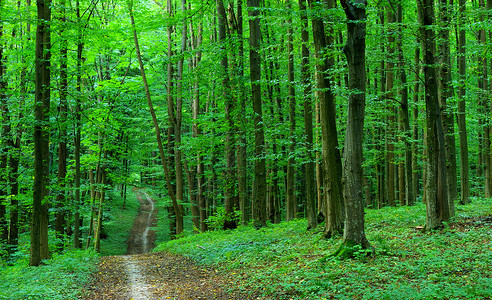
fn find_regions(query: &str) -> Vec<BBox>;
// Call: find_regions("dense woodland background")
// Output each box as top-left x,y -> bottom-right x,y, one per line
0,0 -> 491,265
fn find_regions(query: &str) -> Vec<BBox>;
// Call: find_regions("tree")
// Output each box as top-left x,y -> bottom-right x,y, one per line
248,0 -> 267,227
308,0 -> 343,238
418,0 -> 450,230
299,0 -> 317,230
456,0 -> 469,204
31,0 -> 51,266
285,0 -> 296,222
336,0 -> 371,256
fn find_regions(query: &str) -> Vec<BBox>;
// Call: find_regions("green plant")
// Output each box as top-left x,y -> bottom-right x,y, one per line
205,207 -> 242,230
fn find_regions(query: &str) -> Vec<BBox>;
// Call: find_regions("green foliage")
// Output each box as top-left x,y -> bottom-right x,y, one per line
0,249 -> 98,300
205,206 -> 242,230
155,199 -> 492,299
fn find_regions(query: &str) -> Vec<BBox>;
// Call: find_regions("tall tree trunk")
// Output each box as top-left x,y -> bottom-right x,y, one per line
456,0 -> 469,204
438,0 -> 456,215
300,0 -> 317,230
174,0 -> 187,235
248,0 -> 266,227
218,0 -> 237,230
386,6 -> 396,207
285,0 -> 296,222
478,0 -> 490,197
31,0 -> 51,266
412,47 -> 421,204
190,21 -> 207,231
395,2 -> 414,205
308,0 -> 343,238
0,5 -> 8,244
337,0 -> 371,254
73,0 -> 84,249
418,0 -> 450,230
55,0 -> 68,251
233,0 -> 248,226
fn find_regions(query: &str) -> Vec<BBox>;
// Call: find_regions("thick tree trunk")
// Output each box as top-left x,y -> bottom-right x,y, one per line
338,0 -> 371,255
248,0 -> 267,227
308,0 -> 343,238
418,0 -> 450,230
31,0 -> 51,266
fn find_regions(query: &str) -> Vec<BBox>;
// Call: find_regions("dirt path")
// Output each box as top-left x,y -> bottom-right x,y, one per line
85,189 -> 256,299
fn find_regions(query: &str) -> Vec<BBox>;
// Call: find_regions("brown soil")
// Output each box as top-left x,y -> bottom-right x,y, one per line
84,189 -> 257,299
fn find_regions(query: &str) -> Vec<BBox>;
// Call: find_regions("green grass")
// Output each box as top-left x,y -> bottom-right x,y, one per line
0,249 -> 98,300
99,189 -> 140,256
154,198 -> 492,299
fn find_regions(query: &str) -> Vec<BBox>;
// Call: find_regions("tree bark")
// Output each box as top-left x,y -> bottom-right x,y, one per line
395,2 -> 414,205
437,0 -> 456,215
299,0 -> 317,230
55,0 -> 68,251
285,0 -> 296,222
418,0 -> 450,230
248,0 -> 267,227
31,0 -> 51,266
217,0 -> 237,230
338,0 -> 371,254
456,0 -> 469,204
308,0 -> 343,238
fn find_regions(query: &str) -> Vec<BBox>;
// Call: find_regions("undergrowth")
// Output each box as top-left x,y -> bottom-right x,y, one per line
0,249 -> 98,300
99,189 -> 140,256
155,198 -> 492,299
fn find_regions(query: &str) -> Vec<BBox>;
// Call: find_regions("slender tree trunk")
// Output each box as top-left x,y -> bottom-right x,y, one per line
55,0 -> 68,250
412,47 -> 421,204
31,0 -> 51,266
73,0 -> 84,249
418,0 -> 450,230
386,6 -> 396,207
285,0 -> 296,222
248,0 -> 266,227
217,0 -> 237,229
299,0 -> 316,230
308,0 -> 343,237
456,0 -> 469,204
395,2 -> 414,205
438,0 -> 456,215
0,6 -> 8,244
478,0 -> 490,197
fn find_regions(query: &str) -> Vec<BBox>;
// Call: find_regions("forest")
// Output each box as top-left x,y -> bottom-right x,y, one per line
0,0 -> 491,298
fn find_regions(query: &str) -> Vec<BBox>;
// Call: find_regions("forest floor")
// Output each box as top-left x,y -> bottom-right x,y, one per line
84,189 -> 256,299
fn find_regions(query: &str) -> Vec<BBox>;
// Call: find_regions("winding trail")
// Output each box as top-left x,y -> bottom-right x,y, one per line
85,188 -> 256,299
